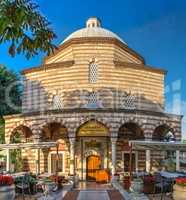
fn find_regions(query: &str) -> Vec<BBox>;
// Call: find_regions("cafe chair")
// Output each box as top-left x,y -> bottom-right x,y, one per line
15,174 -> 31,200
154,173 -> 170,200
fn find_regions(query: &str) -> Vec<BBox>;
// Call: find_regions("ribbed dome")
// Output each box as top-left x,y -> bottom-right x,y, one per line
61,17 -> 127,45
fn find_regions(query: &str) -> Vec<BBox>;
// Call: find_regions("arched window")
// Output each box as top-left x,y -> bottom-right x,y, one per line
89,61 -> 98,83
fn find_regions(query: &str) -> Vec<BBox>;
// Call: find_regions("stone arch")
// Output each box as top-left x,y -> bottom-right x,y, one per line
8,125 -> 33,172
41,121 -> 68,142
39,117 -> 67,129
154,120 -> 175,131
8,121 -> 33,142
152,124 -> 175,141
84,149 -> 101,158
9,125 -> 33,143
38,117 -> 68,138
119,117 -> 143,129
40,120 -> 69,173
118,122 -> 144,140
75,116 -> 111,132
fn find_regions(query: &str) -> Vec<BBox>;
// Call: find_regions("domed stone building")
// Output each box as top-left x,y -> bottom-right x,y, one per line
4,17 -> 182,181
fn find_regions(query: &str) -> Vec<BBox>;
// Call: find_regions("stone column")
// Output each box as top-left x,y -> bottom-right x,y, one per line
6,149 -> 10,172
69,138 -> 75,175
146,149 -> 151,173
176,150 -> 180,171
111,138 -> 117,176
135,151 -> 139,173
35,149 -> 40,175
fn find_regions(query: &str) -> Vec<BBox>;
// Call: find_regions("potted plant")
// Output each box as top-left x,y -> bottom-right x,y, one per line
143,175 -> 155,194
15,174 -> 37,194
0,175 -> 15,200
173,177 -> 186,200
50,175 -> 64,189
123,173 -> 130,190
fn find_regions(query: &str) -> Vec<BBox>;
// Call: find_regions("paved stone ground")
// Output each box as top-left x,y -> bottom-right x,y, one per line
62,190 -> 124,200
15,190 -> 173,200
77,182 -> 113,190
15,182 -> 173,200
62,183 -> 125,200
63,190 -> 80,200
77,190 -> 110,200
107,190 -> 125,200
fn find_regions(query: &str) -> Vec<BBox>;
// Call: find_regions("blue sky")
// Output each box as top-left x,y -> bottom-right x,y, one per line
1,0 -> 186,138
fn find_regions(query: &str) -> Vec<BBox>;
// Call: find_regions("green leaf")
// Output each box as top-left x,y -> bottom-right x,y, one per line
0,0 -> 57,58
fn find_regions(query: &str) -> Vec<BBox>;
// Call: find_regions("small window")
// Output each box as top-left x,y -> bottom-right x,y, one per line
89,62 -> 98,83
88,91 -> 98,104
52,95 -> 63,110
121,92 -> 136,109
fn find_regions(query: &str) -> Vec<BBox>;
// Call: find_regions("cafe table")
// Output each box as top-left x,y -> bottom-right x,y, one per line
160,171 -> 182,179
36,178 -> 56,198
159,171 -> 185,199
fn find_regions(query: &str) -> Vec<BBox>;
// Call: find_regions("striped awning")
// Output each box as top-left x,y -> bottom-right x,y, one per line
0,142 -> 57,150
129,140 -> 186,151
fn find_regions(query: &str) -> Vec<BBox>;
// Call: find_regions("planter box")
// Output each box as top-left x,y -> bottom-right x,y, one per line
123,176 -> 130,190
143,176 -> 155,194
0,185 -> 15,200
173,184 -> 186,200
143,183 -> 154,194
130,179 -> 143,193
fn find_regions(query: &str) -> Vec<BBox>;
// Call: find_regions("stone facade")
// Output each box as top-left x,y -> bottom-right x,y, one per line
4,17 -> 182,180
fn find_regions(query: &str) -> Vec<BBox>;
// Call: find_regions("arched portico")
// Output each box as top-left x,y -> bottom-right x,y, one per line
10,125 -> 33,143
41,122 -> 69,174
151,124 -> 176,171
8,125 -> 33,172
75,120 -> 110,181
117,122 -> 145,173
152,124 -> 175,141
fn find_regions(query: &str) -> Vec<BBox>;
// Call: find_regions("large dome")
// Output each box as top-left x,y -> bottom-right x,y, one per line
62,17 -> 127,45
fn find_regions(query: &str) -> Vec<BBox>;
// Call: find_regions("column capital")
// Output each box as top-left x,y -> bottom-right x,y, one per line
69,137 -> 76,144
111,137 -> 117,143
110,131 -> 118,138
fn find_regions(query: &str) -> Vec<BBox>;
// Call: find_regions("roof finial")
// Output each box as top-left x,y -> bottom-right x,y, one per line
86,17 -> 101,28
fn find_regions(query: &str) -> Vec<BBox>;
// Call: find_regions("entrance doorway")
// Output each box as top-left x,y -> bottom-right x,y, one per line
86,155 -> 101,181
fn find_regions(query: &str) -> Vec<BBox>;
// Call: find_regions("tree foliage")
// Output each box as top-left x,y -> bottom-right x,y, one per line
0,118 -> 5,144
10,131 -> 23,171
0,65 -> 21,116
0,0 -> 56,58
0,65 -> 21,143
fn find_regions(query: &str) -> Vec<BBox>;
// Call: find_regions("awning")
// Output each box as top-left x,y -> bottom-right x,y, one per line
129,140 -> 186,151
0,142 -> 58,150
